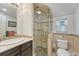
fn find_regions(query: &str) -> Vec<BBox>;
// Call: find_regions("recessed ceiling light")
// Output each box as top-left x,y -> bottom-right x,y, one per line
36,11 -> 41,14
2,8 -> 7,12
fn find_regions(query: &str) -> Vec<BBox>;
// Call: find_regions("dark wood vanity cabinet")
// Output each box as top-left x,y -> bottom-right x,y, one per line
0,40 -> 32,56
0,46 -> 20,56
20,41 -> 32,56
21,47 -> 32,56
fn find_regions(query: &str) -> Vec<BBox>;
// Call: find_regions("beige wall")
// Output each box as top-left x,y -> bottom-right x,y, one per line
49,33 -> 79,56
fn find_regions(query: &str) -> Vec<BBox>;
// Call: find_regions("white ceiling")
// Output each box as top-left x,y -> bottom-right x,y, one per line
44,3 -> 79,17
0,3 -> 78,18
0,3 -> 17,18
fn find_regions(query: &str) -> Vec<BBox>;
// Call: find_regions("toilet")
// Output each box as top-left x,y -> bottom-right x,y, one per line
56,39 -> 70,56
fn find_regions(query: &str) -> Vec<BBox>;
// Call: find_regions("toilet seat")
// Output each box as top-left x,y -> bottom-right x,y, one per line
57,48 -> 70,56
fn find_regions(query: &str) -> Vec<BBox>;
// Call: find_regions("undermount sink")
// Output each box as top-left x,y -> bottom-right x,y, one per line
0,38 -> 24,46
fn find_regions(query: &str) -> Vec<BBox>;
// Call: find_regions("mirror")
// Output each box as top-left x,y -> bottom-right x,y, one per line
0,3 -> 17,38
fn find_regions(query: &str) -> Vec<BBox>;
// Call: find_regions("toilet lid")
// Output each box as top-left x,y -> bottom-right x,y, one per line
57,48 -> 70,56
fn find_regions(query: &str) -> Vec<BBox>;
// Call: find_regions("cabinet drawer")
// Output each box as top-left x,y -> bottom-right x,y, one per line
21,41 -> 32,51
21,47 -> 32,56
0,46 -> 20,56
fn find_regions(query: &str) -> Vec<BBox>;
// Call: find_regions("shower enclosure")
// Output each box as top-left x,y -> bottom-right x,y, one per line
33,3 -> 52,56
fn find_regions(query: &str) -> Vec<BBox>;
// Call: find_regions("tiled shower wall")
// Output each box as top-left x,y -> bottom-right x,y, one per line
48,33 -> 79,56
33,3 -> 50,56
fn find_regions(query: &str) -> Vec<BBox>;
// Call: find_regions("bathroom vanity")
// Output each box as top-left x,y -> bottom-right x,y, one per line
0,37 -> 32,56
0,4 -> 33,56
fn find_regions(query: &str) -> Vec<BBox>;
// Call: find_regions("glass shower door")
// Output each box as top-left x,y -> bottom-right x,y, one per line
33,3 -> 50,56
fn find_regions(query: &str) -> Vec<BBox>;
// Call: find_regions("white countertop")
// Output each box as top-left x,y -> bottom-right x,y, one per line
0,37 -> 32,53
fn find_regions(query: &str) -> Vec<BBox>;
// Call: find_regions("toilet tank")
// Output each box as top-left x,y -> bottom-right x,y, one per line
57,39 -> 68,49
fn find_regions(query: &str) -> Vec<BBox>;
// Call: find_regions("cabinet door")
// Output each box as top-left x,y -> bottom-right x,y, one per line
21,41 -> 32,52
0,46 -> 20,56
16,53 -> 21,56
21,47 -> 32,56
20,41 -> 32,56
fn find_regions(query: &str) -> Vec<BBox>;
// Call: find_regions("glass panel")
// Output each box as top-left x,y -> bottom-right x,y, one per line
33,3 -> 50,56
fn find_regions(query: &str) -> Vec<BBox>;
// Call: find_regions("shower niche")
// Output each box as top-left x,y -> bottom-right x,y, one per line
33,3 -> 52,56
